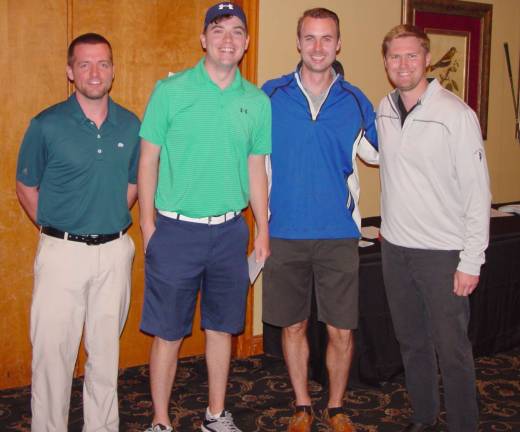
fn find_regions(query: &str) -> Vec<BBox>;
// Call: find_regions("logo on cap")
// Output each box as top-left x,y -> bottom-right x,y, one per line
219,3 -> 234,10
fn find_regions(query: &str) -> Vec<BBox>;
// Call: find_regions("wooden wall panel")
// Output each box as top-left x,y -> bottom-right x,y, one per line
1,0 -> 260,389
70,0 -> 216,117
0,0 -> 68,389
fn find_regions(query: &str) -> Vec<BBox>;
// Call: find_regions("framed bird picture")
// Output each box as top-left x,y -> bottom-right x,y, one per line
403,0 -> 492,139
427,31 -> 468,99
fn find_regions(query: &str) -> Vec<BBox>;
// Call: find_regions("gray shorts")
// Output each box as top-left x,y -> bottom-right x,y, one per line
262,238 -> 359,329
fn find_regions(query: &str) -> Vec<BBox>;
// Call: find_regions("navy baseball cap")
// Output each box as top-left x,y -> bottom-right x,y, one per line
204,2 -> 247,31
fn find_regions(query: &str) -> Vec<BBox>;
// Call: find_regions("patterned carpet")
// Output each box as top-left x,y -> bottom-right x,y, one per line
1,347 -> 519,431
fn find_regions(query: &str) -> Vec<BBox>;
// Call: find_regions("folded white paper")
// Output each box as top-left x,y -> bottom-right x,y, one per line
496,205 -> 520,216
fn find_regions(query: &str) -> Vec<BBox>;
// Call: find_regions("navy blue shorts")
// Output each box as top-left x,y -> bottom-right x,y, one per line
140,213 -> 250,341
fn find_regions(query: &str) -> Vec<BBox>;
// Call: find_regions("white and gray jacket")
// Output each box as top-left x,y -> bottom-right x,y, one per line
377,79 -> 491,275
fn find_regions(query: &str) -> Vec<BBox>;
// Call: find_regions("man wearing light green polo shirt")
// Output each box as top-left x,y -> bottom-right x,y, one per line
138,3 -> 271,432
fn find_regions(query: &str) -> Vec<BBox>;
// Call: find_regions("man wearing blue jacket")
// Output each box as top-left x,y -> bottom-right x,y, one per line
262,8 -> 378,432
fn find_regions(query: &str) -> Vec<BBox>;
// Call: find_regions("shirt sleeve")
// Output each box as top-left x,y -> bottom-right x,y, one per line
362,98 -> 378,151
139,80 -> 169,147
357,95 -> 379,164
250,95 -> 272,155
16,118 -> 46,187
454,108 -> 492,275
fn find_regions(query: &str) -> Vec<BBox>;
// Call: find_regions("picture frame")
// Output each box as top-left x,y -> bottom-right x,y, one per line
517,47 -> 520,141
402,0 -> 492,138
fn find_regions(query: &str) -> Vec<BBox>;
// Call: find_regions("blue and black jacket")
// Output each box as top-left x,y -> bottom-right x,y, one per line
262,68 -> 378,239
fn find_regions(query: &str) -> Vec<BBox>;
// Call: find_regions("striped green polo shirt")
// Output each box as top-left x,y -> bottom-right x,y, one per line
140,58 -> 271,218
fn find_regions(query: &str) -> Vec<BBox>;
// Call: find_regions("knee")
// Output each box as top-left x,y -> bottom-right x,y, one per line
435,336 -> 474,370
153,336 -> 182,353
205,329 -> 232,347
205,329 -> 232,338
432,316 -> 473,365
283,320 -> 308,338
327,327 -> 353,349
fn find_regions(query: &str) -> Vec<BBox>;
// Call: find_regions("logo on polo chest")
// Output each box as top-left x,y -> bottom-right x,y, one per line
240,107 -> 248,114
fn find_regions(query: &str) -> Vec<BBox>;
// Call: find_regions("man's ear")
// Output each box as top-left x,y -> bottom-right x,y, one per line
66,65 -> 74,82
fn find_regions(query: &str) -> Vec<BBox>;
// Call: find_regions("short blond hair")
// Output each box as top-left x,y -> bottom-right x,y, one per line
382,24 -> 430,56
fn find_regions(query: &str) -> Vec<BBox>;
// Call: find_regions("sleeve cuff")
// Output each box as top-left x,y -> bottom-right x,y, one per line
457,258 -> 482,276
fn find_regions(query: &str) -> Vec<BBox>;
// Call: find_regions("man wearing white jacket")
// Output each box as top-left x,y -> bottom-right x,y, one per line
377,25 -> 491,432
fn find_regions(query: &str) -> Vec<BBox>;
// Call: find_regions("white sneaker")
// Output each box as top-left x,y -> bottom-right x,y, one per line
144,423 -> 173,432
201,410 -> 242,432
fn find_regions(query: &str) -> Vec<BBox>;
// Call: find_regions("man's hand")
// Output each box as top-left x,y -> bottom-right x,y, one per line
254,229 -> 270,263
138,139 -> 161,254
453,270 -> 479,296
141,223 -> 156,254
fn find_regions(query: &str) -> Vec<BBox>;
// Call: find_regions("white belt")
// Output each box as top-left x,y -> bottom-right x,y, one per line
159,210 -> 240,225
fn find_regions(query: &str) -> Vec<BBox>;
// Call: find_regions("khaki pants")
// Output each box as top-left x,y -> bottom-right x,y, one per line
30,233 -> 134,432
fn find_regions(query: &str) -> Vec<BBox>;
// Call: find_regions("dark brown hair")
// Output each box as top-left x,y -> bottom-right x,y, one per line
67,33 -> 112,66
297,8 -> 340,39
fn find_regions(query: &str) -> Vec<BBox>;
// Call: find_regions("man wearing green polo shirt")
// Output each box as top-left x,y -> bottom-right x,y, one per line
138,3 -> 271,432
16,33 -> 140,431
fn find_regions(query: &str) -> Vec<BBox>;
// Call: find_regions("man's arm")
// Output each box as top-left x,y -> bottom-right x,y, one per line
248,154 -> 270,262
127,183 -> 138,209
138,139 -> 161,252
16,181 -> 39,227
357,94 -> 379,165
453,109 -> 491,296
357,136 -> 379,165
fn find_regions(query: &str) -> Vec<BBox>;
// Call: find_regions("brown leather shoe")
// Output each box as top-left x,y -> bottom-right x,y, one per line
287,410 -> 313,432
324,410 -> 356,432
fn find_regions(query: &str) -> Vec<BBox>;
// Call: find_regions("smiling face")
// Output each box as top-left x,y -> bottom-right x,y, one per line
297,16 -> 341,76
200,15 -> 249,72
66,43 -> 114,101
384,36 -> 431,97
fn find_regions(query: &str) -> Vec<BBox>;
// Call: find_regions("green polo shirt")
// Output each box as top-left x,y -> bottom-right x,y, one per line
140,58 -> 271,218
16,94 -> 141,234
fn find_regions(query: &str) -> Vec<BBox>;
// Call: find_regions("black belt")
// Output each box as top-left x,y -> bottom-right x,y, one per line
41,226 -> 129,245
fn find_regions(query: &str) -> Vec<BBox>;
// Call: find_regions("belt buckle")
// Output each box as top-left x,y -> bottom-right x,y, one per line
86,235 -> 101,246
